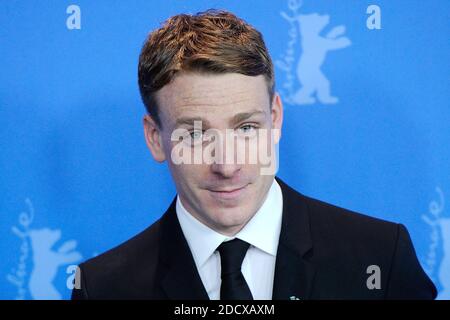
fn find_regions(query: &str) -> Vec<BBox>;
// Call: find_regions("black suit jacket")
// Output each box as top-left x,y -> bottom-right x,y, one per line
72,177 -> 437,300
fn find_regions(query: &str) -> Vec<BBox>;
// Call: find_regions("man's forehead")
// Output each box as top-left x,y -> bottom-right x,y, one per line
156,72 -> 271,124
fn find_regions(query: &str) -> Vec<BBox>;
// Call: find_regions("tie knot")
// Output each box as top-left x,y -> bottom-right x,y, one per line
217,238 -> 250,275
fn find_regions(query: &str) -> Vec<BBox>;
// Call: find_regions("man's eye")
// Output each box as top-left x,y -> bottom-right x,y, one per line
190,130 -> 203,140
238,124 -> 257,134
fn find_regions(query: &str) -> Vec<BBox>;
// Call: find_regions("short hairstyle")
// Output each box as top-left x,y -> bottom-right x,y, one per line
138,9 -> 275,128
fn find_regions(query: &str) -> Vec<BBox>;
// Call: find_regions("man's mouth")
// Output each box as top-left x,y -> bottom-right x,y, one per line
207,184 -> 249,200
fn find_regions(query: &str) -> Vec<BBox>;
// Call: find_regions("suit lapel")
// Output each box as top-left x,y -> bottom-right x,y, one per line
158,198 -> 210,300
272,177 -> 316,300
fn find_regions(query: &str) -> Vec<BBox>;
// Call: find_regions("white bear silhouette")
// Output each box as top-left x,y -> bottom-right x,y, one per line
28,228 -> 82,300
282,12 -> 351,104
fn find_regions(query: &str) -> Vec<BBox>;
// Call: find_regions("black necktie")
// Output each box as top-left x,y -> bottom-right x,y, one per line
217,238 -> 254,300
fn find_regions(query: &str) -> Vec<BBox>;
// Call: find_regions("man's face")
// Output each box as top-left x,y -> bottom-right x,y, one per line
144,72 -> 283,236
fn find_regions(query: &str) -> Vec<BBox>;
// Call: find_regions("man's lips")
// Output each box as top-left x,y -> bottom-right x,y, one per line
209,185 -> 247,193
206,184 -> 249,200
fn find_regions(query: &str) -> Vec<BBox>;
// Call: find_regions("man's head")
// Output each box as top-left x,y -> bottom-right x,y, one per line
138,10 -> 283,236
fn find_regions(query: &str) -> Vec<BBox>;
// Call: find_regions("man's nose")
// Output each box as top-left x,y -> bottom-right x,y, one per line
210,162 -> 241,178
207,129 -> 244,178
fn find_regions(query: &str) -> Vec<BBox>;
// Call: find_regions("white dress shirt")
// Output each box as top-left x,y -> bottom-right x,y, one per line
176,179 -> 283,300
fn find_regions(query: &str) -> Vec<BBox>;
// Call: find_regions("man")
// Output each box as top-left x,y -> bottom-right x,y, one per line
72,10 -> 436,300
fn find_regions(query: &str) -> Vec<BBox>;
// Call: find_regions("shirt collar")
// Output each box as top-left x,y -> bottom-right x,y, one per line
176,178 -> 283,268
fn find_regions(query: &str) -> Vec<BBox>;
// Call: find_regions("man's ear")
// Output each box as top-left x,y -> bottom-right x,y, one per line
143,115 -> 166,162
271,93 -> 283,144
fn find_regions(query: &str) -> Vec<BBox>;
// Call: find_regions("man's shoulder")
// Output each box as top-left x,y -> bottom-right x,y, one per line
72,198 -> 181,299
296,191 -> 404,268
279,178 -> 399,233
278,178 -> 400,249
280,181 -> 436,299
302,193 -> 399,235
78,217 -> 163,284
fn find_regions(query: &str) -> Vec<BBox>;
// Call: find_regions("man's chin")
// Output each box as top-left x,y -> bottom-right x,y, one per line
208,208 -> 254,228
211,219 -> 250,236
205,197 -> 248,212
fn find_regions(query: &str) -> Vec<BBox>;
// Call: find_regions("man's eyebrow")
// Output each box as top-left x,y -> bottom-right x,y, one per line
174,110 -> 266,127
175,117 -> 211,127
231,110 -> 266,124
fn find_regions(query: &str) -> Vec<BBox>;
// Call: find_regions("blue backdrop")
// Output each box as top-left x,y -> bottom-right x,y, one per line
1,0 -> 449,300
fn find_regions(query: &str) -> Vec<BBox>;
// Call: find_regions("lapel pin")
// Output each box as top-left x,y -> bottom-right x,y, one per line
289,296 -> 300,300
